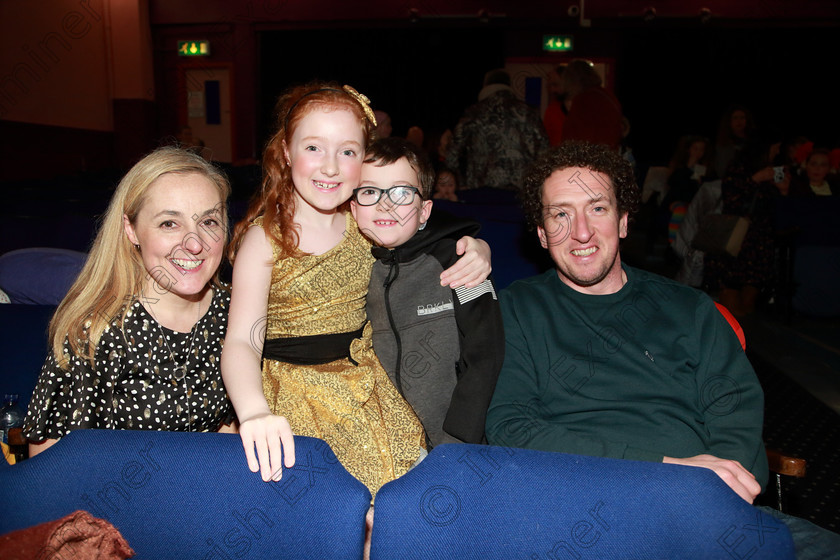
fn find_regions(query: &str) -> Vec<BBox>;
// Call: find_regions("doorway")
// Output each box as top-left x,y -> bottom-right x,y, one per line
505,57 -> 615,117
182,66 -> 234,163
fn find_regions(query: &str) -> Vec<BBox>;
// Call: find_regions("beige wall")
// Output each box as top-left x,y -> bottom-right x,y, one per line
109,0 -> 154,101
0,0 -> 153,131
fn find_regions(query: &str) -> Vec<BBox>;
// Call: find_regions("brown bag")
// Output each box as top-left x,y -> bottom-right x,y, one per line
691,214 -> 751,256
691,187 -> 758,257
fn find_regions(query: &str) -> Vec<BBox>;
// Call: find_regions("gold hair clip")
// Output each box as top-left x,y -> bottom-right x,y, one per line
343,85 -> 377,127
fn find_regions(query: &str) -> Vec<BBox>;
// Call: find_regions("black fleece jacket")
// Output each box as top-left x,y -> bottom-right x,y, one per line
366,211 -> 504,447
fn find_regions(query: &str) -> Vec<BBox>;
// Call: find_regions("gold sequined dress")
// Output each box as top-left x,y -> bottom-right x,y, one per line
255,213 -> 424,494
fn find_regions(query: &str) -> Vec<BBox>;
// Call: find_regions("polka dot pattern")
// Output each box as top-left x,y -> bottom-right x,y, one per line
23,287 -> 234,440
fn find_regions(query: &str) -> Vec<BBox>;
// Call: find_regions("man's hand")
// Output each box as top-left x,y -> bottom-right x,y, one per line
439,237 -> 491,288
663,454 -> 761,503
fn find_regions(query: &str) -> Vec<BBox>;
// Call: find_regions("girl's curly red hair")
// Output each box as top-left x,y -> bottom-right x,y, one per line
230,81 -> 376,261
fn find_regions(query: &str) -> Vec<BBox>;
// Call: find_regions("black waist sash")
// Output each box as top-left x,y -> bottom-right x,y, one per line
262,327 -> 364,365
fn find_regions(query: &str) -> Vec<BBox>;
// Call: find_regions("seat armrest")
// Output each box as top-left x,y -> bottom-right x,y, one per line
766,447 -> 806,478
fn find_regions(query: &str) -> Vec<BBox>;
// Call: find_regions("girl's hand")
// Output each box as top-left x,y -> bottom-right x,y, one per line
238,413 -> 296,482
440,237 -> 491,288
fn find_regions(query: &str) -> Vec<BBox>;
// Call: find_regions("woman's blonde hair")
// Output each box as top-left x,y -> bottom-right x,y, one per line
49,146 -> 231,367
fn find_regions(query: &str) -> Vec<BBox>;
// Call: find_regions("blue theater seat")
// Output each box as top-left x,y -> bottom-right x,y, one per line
370,443 -> 795,559
0,248 -> 86,305
0,303 -> 54,411
433,195 -> 550,290
0,430 -> 371,560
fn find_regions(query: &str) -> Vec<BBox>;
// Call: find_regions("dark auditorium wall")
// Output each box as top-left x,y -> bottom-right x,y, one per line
257,25 -> 840,166
2,1 -> 839,183
614,26 -> 840,166
0,0 -> 155,181
153,0 -> 840,174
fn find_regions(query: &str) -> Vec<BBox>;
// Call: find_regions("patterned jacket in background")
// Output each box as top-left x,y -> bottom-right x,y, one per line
446,90 -> 549,190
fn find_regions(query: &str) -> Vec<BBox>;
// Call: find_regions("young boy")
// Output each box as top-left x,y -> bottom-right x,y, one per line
351,137 -> 504,447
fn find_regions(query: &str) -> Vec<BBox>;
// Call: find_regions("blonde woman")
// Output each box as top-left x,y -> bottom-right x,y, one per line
24,147 -> 237,457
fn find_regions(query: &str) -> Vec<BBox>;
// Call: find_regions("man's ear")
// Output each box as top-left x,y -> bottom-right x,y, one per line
619,212 -> 629,239
123,214 -> 139,246
537,225 -> 549,249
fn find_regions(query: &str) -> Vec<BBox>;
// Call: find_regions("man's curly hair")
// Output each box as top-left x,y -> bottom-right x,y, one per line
520,141 -> 640,231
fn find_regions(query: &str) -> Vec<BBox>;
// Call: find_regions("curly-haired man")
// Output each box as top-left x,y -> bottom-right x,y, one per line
486,141 -> 839,559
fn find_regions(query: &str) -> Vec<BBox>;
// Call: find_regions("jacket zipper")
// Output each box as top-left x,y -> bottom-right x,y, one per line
383,253 -> 404,395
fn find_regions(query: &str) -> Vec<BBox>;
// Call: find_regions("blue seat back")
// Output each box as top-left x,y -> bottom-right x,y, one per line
1,430 -> 371,559
0,303 -> 54,412
0,248 -> 86,305
371,443 -> 794,559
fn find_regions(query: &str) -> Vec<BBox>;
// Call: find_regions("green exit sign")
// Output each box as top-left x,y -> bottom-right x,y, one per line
543,35 -> 573,52
178,40 -> 211,57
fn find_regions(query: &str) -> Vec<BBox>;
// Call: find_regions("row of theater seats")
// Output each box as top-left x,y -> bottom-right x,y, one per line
0,429 -> 794,559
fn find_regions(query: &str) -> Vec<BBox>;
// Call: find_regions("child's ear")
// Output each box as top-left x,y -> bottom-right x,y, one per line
419,199 -> 433,226
349,200 -> 359,220
282,140 -> 291,166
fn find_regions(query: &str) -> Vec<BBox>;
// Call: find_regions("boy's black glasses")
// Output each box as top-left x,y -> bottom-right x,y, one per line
352,186 -> 420,206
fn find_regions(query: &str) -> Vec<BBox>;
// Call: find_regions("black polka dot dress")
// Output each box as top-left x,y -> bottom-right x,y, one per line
23,287 -> 235,440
